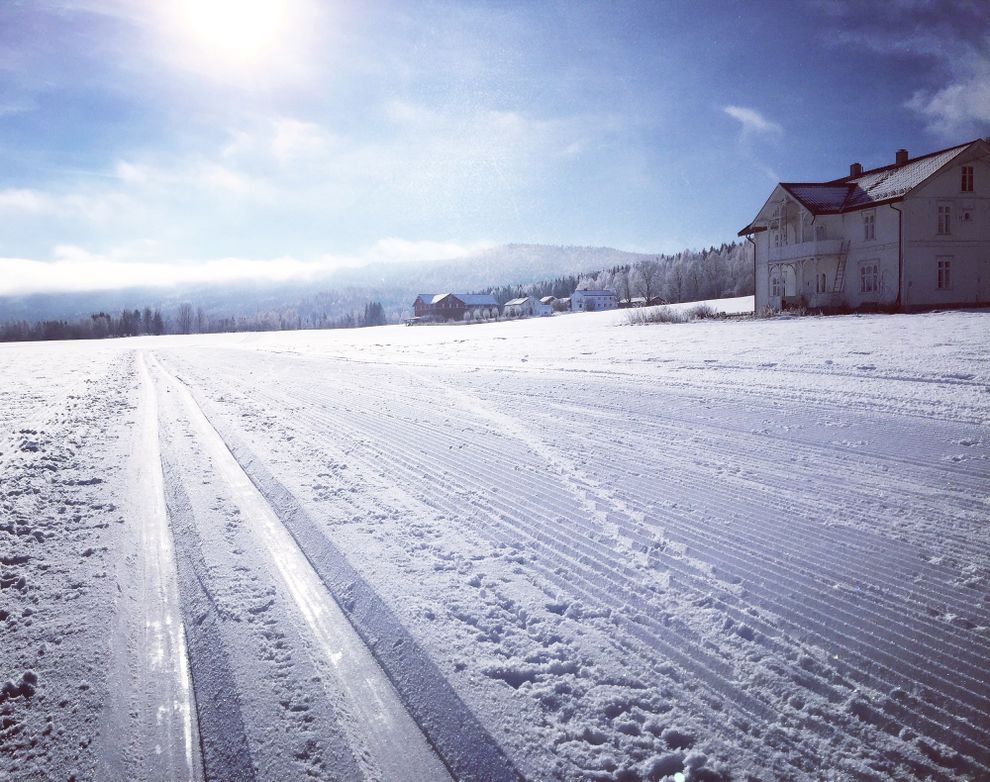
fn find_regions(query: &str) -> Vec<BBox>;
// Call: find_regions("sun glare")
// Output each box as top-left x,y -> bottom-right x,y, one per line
178,0 -> 288,65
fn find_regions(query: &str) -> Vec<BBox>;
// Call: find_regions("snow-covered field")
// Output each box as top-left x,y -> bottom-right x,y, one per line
2,299 -> 989,782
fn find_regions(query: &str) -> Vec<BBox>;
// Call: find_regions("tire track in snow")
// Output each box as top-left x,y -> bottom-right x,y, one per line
149,355 -> 502,782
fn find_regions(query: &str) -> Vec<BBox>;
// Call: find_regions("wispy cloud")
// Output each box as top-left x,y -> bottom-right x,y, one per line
723,105 -> 783,136
0,186 -> 131,221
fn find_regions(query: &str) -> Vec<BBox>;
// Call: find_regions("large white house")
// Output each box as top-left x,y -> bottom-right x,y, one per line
738,139 -> 990,311
571,289 -> 618,312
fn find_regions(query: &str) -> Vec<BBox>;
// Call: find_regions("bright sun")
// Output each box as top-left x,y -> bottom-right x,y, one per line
177,0 -> 288,65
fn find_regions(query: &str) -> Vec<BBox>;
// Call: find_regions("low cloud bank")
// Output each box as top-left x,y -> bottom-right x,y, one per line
0,239 -> 495,296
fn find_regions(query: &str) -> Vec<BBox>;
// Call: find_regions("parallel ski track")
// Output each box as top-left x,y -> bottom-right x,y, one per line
164,349 -> 990,779
162,357 -> 831,778
169,356 -> 976,776
152,355 -> 520,782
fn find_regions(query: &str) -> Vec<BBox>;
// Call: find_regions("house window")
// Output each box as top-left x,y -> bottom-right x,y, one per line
864,212 -> 875,241
937,257 -> 952,289
937,205 -> 951,235
814,224 -> 826,241
816,273 -> 828,293
961,166 -> 974,192
860,262 -> 879,294
771,277 -> 783,297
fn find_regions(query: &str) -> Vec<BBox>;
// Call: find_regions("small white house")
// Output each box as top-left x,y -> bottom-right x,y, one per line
571,289 -> 618,312
739,139 -> 990,311
504,296 -> 536,318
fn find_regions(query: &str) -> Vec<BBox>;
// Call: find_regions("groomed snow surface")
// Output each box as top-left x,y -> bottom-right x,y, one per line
2,297 -> 988,782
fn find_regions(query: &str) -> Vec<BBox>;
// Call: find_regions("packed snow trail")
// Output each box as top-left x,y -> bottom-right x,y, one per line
99,353 -> 203,781
3,309 -> 989,782
148,353 -> 456,782
152,310 -> 990,781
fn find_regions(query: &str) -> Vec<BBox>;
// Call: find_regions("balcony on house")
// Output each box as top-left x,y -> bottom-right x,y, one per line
768,237 -> 844,263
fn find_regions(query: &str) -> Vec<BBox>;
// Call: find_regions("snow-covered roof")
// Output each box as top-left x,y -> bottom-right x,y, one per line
430,293 -> 498,306
460,294 -> 499,306
414,293 -> 438,303
739,139 -> 984,234
574,289 -> 616,296
505,297 -> 533,306
539,296 -> 555,304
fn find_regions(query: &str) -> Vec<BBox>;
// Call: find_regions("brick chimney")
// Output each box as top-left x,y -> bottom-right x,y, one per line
850,162 -> 863,177
896,148 -> 909,165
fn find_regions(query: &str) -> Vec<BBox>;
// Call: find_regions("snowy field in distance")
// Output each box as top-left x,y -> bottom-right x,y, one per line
2,300 -> 988,782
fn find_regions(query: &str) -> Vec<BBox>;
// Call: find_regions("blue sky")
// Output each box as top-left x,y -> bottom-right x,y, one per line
1,0 -> 988,293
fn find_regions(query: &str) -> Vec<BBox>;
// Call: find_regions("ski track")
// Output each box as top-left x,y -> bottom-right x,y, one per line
148,352 -> 456,782
99,353 -> 203,781
156,335 -> 990,782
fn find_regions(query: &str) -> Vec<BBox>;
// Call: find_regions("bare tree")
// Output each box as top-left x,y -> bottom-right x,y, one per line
195,307 -> 208,334
671,265 -> 685,302
634,259 -> 660,303
615,269 -> 633,305
176,303 -> 193,334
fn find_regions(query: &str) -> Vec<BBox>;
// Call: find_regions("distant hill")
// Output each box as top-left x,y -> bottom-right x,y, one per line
0,243 -> 659,322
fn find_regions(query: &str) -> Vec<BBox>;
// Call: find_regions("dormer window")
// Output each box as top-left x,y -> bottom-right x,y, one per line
961,165 -> 974,192
864,211 -> 875,241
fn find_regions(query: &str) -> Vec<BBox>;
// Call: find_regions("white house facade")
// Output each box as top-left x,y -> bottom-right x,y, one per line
738,139 -> 990,312
571,289 -> 618,312
504,296 -> 536,318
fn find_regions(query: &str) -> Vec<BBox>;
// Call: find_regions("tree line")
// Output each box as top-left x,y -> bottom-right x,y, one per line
484,243 -> 752,305
0,300 -> 390,342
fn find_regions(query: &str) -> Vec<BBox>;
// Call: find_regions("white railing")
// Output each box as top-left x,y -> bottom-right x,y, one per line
768,238 -> 844,263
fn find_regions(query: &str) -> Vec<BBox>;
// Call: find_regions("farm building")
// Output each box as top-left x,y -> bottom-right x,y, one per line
571,289 -> 618,312
504,297 -> 552,318
738,138 -> 990,311
412,294 -> 438,318
504,297 -> 536,318
411,293 -> 500,322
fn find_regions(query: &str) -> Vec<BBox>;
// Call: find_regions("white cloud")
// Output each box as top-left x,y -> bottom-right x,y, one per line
0,188 -> 50,213
818,7 -> 990,140
270,118 -> 336,164
905,40 -> 990,138
723,105 -> 783,136
0,238 -> 495,296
